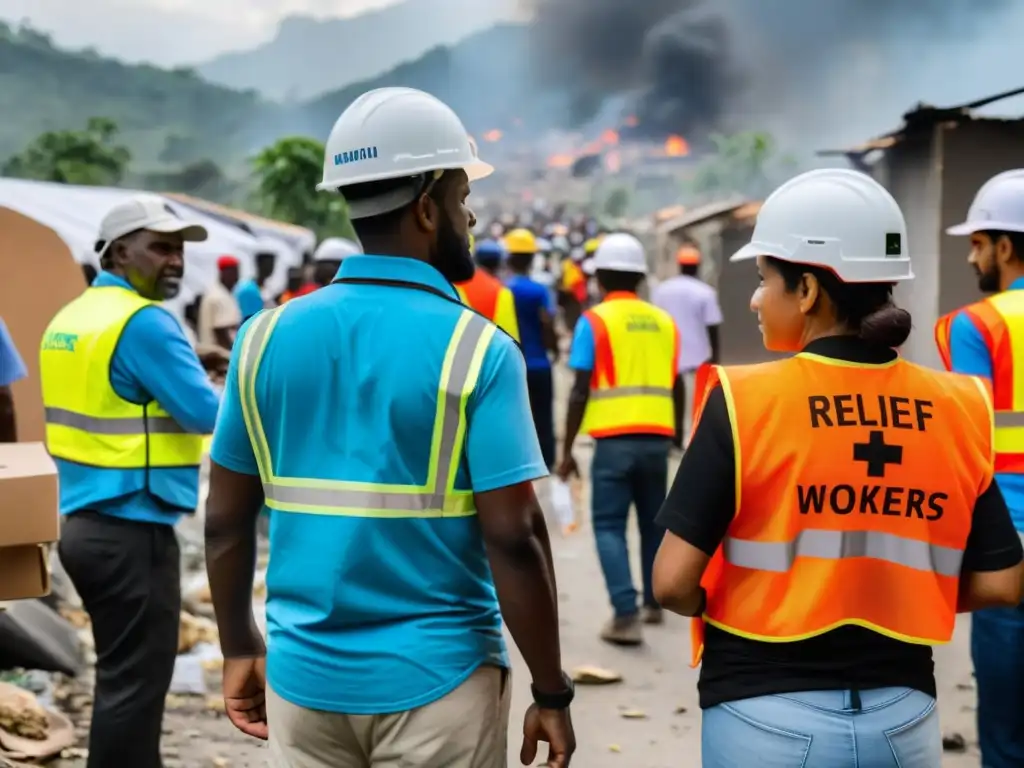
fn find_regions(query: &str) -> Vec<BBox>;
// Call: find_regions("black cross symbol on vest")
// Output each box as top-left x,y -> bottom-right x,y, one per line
853,430 -> 904,478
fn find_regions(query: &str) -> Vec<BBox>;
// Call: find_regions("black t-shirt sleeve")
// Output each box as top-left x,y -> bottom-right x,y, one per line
961,479 -> 1024,572
656,384 -> 736,555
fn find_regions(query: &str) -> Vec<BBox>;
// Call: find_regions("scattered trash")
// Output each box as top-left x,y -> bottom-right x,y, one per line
608,744 -> 621,753
674,706 -> 688,715
0,601 -> 83,676
942,732 -> 967,753
0,682 -> 75,762
179,612 -> 218,655
571,666 -> 622,685
619,709 -> 646,719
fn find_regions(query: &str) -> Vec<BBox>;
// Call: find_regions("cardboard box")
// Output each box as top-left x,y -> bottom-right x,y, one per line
0,442 -> 59,600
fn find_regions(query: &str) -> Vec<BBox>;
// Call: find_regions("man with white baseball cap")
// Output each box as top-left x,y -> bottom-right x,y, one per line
937,169 -> 1024,768
559,233 -> 680,646
40,194 -> 221,768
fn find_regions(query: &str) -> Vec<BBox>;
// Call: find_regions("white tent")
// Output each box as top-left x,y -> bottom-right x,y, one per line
0,179 -> 304,310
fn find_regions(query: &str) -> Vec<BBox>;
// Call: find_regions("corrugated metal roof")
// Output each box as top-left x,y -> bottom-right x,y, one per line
657,197 -> 749,235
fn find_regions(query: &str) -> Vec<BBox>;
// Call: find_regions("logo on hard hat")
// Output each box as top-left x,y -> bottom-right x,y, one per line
333,146 -> 379,166
885,233 -> 902,257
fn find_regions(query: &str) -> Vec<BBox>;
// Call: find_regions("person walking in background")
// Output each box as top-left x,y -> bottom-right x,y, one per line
651,243 -> 723,448
455,237 -> 521,341
205,87 -> 574,768
558,233 -> 678,646
39,195 -> 221,768
935,169 -> 1024,768
654,168 -> 1023,768
235,247 -> 277,321
198,255 -> 243,350
507,233 -> 560,469
0,316 -> 27,442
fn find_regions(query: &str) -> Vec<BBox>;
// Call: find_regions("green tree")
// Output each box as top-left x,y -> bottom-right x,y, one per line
251,136 -> 357,241
603,187 -> 631,219
690,131 -> 795,200
2,117 -> 131,185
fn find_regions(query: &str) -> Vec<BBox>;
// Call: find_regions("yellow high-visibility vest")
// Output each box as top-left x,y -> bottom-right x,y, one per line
579,292 -> 678,438
238,304 -> 495,518
40,286 -> 205,470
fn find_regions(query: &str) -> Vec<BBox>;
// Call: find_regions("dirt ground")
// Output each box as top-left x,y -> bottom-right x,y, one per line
48,363 -> 984,767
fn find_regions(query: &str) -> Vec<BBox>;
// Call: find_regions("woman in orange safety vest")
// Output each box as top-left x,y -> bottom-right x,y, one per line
650,169 -> 1024,768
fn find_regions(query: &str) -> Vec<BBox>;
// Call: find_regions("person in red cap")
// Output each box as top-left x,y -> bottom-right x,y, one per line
651,243 -> 723,448
198,255 -> 243,350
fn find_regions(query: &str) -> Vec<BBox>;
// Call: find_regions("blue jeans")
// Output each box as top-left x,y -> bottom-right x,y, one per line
702,688 -> 940,767
590,436 -> 669,617
971,602 -> 1024,768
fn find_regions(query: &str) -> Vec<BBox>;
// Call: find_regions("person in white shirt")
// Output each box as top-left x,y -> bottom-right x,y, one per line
651,244 -> 723,447
197,255 -> 243,350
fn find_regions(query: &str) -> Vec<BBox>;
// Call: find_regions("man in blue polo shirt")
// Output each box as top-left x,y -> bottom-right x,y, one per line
39,195 -> 222,768
941,170 -> 1024,768
0,317 -> 27,441
205,88 -> 575,768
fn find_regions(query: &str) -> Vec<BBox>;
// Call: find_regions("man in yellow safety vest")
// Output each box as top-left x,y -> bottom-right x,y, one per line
39,194 -> 222,768
558,232 -> 680,646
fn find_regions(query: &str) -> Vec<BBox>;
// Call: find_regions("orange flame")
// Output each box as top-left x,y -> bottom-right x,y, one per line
547,154 -> 575,169
600,129 -> 620,145
482,129 -> 503,142
664,135 -> 690,157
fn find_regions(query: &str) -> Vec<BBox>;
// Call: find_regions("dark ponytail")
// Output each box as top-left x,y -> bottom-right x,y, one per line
766,257 -> 913,349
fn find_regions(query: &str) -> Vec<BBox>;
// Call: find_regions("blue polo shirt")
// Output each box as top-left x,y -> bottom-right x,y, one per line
948,276 -> 1024,530
234,279 -> 265,321
0,318 -> 27,387
56,271 -> 220,524
211,254 -> 547,714
507,274 -> 554,370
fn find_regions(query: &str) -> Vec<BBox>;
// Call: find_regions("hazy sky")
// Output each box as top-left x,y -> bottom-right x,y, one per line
0,0 -> 399,65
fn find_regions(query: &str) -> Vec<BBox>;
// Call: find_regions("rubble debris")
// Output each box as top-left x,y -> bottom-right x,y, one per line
0,601 -> 83,676
619,708 -> 647,719
179,613 -> 218,655
0,685 -> 47,740
942,732 -> 967,753
571,666 -> 622,685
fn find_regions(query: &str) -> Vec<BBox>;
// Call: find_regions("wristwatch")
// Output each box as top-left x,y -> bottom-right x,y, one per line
531,671 -> 575,710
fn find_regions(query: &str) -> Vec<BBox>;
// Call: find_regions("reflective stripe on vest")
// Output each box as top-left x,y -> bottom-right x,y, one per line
689,355 -> 991,667
238,305 -> 496,518
579,294 -> 677,438
956,294 -> 1024,474
39,286 -> 204,470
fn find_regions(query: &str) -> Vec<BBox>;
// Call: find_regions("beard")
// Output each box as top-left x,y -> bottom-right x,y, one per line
976,262 -> 1000,293
432,211 -> 474,284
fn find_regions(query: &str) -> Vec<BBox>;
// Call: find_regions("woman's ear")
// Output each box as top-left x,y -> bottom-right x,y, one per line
798,273 -> 820,315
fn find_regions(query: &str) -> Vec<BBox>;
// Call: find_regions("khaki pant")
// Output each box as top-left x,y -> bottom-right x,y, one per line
266,666 -> 511,768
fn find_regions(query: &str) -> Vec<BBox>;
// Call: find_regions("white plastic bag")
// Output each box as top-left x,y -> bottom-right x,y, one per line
550,478 -> 577,535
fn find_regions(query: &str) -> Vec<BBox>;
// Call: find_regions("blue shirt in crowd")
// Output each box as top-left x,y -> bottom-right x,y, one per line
0,318 -> 27,388
57,271 -> 220,525
506,274 -> 554,371
234,279 -> 265,321
948,276 -> 1024,530
211,255 -> 547,715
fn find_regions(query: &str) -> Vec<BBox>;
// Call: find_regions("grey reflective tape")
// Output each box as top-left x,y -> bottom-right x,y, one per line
262,312 -> 490,510
994,411 -> 1024,428
589,385 -> 673,400
45,406 -> 189,435
723,529 -> 963,578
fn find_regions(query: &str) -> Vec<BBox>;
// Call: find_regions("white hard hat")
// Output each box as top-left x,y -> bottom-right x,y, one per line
317,87 -> 493,219
314,237 -> 361,262
732,168 -> 912,283
947,169 -> 1024,236
591,233 -> 648,274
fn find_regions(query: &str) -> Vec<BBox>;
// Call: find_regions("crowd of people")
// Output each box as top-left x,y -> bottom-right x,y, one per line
2,85 -> 1023,768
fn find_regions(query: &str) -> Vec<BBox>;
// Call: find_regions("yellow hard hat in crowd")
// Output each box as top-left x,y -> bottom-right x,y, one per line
584,236 -> 603,255
504,228 -> 538,255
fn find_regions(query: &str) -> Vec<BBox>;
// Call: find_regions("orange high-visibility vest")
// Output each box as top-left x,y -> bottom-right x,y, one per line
689,352 -> 993,667
455,270 -> 520,341
934,293 -> 1024,474
579,292 -> 678,438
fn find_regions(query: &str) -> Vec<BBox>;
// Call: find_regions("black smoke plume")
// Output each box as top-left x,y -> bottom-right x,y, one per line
526,0 -> 1015,141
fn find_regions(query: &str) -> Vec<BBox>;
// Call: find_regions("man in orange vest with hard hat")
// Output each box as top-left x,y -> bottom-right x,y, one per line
455,238 -> 520,341
935,169 -> 1024,768
558,232 -> 680,646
